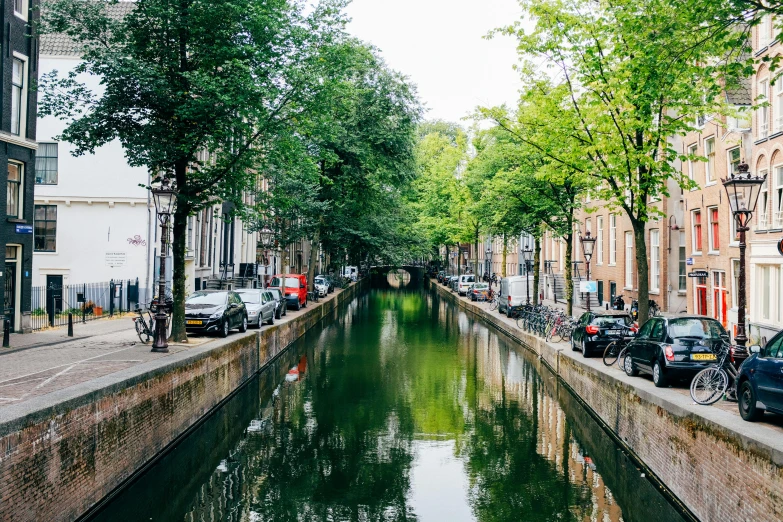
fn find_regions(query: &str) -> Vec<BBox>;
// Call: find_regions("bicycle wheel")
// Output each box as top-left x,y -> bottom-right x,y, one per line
616,347 -> 628,369
690,368 -> 728,405
489,299 -> 499,311
603,341 -> 621,366
135,319 -> 151,344
516,315 -> 524,329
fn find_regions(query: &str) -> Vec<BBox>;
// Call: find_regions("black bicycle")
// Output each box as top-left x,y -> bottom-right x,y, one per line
134,301 -> 172,344
690,342 -> 739,405
602,327 -> 636,367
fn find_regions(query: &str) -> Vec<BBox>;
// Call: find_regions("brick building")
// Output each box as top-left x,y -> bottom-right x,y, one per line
1,0 -> 39,332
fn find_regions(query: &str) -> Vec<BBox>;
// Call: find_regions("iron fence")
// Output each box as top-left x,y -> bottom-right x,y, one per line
30,278 -> 143,331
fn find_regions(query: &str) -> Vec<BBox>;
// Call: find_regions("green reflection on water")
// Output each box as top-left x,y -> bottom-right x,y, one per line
94,289 -> 685,522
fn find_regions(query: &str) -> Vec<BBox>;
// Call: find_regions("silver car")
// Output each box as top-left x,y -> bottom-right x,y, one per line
237,290 -> 277,327
314,276 -> 329,297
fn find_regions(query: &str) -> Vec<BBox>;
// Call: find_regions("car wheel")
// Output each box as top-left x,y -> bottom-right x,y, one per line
624,355 -> 639,376
239,315 -> 248,333
652,360 -> 667,388
267,314 -> 275,326
276,308 -> 282,320
295,300 -> 301,311
219,319 -> 229,338
739,381 -> 765,421
571,336 -> 578,351
581,339 -> 590,358
302,299 -> 307,308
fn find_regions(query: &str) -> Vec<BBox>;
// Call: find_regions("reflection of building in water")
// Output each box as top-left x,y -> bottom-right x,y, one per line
472,329 -> 625,522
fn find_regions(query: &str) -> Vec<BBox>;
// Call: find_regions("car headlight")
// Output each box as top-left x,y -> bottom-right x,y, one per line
248,310 -> 257,316
210,308 -> 225,319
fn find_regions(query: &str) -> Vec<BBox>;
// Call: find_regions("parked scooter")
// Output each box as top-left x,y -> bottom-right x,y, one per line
611,295 -> 625,311
630,299 -> 660,320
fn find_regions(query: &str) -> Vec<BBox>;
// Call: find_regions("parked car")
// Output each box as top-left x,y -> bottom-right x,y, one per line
314,276 -> 329,297
623,316 -> 730,388
270,274 -> 308,310
498,276 -> 529,317
267,287 -> 287,319
185,290 -> 248,337
442,274 -> 452,286
437,271 -> 446,283
319,275 -> 335,293
449,276 -> 460,292
737,332 -> 783,421
237,289 -> 277,327
457,274 -> 476,296
468,283 -> 491,301
571,311 -> 633,357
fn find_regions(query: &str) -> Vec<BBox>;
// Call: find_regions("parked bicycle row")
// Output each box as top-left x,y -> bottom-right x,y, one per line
434,272 -> 783,424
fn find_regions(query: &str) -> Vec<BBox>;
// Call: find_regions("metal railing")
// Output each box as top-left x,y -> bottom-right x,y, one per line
30,278 -> 143,331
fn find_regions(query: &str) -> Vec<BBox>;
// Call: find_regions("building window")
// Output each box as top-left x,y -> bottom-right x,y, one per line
712,271 -> 728,326
732,259 -> 740,309
35,143 -> 58,185
705,137 -> 715,183
692,210 -> 702,253
759,78 -> 770,139
776,76 -> 783,133
776,166 -> 783,229
11,58 -> 25,137
760,265 -> 773,321
650,229 -> 660,292
708,206 -> 720,252
13,0 -> 26,20
759,173 -> 769,229
609,215 -> 617,265
696,277 -> 708,315
7,162 -> 22,218
728,147 -> 741,176
679,231 -> 687,291
34,205 -> 57,252
760,15 -> 772,48
596,216 -> 604,265
687,143 -> 698,183
625,231 -> 633,289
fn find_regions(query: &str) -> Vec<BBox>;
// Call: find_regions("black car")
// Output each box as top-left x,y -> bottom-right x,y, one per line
571,311 -> 633,357
267,288 -> 288,319
185,290 -> 248,337
623,315 -> 729,388
736,332 -> 783,421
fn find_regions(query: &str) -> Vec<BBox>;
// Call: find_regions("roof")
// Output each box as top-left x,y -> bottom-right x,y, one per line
40,2 -> 135,57
726,75 -> 752,106
592,310 -> 632,316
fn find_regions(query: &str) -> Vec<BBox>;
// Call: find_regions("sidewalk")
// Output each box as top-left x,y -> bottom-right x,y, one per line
0,290 -> 345,409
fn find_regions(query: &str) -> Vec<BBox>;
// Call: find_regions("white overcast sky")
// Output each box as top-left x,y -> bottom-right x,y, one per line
345,0 -> 524,125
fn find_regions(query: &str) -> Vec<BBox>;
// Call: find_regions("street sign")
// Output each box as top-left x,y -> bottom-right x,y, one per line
688,270 -> 709,278
14,224 -> 32,234
579,281 -> 598,293
686,257 -> 694,266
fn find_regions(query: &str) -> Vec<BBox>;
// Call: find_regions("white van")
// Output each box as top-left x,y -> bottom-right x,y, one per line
499,276 -> 529,316
343,266 -> 358,281
457,274 -> 476,295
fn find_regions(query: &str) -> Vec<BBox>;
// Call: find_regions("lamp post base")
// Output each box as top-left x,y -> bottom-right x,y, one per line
151,311 -> 169,353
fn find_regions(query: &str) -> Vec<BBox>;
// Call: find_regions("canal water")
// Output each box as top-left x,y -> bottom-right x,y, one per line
92,287 -> 687,522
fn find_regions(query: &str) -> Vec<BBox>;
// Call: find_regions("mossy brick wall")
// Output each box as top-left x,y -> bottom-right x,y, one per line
0,279 -> 366,522
430,279 -> 783,522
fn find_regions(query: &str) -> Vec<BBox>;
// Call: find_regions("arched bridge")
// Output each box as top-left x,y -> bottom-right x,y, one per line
370,265 -> 424,287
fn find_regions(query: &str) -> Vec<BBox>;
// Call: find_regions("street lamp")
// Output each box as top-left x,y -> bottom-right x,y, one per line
580,231 -> 596,312
259,227 -> 274,288
722,161 -> 766,347
150,179 -> 176,353
522,243 -> 533,304
485,246 -> 492,279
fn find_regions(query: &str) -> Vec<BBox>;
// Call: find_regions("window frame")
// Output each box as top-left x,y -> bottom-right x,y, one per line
687,143 -> 698,186
624,231 -> 633,290
596,216 -> 604,265
609,215 -> 617,266
708,206 -> 720,253
7,161 -> 23,219
705,137 -> 715,184
692,209 -> 703,254
35,143 -> 59,185
34,205 -> 57,252
759,172 -> 769,229
10,56 -> 27,137
728,147 -> 741,176
678,230 -> 687,292
759,77 -> 770,139
13,0 -> 27,21
650,229 -> 660,292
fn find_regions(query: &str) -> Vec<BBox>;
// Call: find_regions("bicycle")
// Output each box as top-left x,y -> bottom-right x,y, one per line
134,301 -> 172,344
488,293 -> 501,311
602,328 -> 636,367
690,342 -> 740,405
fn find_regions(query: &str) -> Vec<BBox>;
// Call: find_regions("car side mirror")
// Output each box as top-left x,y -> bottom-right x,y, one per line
301,284 -> 306,289
750,345 -> 761,354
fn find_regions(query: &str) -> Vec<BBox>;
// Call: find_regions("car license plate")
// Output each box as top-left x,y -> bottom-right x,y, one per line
186,320 -> 203,325
605,329 -> 621,336
691,353 -> 716,361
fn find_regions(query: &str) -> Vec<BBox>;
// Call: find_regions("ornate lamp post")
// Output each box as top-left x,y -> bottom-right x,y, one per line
150,179 -> 176,353
522,242 -> 533,304
722,162 -> 766,347
485,246 -> 492,279
580,231 -> 596,313
259,227 -> 274,288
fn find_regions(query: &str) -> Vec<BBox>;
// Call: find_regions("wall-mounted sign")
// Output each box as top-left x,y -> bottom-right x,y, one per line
579,281 -> 598,293
686,257 -> 694,266
15,225 -> 32,234
105,252 -> 127,268
688,270 -> 709,278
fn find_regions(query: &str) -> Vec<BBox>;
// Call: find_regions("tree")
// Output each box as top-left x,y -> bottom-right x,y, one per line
39,0 -> 352,340
496,0 -> 751,322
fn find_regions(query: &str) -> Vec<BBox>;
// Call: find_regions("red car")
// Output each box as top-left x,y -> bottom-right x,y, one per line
270,274 -> 308,311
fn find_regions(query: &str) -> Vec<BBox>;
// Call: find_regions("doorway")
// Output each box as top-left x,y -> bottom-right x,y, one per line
46,275 -> 63,326
4,245 -> 20,332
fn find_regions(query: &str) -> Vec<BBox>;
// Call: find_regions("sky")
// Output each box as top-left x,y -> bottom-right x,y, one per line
345,0 -> 524,125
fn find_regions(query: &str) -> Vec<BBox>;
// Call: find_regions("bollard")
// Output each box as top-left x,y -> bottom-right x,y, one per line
3,319 -> 9,348
68,313 -> 74,337
606,302 -> 609,310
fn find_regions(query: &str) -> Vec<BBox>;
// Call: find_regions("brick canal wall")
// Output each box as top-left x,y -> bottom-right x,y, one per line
0,279 -> 367,522
431,279 -> 783,522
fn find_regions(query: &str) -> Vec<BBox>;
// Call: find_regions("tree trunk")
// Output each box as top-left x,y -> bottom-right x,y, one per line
564,233 -> 574,316
501,234 -> 508,278
170,206 -> 189,343
534,236 -> 541,306
633,221 -> 650,324
307,228 -> 320,292
474,227 -> 480,275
